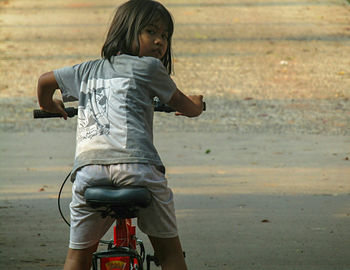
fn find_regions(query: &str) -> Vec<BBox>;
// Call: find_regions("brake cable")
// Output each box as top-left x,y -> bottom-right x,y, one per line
58,171 -> 72,227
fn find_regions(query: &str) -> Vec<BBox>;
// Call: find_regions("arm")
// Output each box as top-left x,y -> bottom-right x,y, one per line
37,71 -> 68,119
167,89 -> 204,117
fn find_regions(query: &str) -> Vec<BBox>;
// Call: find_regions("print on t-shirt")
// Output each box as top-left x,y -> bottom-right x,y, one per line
78,84 -> 111,141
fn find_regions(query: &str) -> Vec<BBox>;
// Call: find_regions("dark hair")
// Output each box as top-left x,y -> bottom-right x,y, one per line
101,0 -> 174,74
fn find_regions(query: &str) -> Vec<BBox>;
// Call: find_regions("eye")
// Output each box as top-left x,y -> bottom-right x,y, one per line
162,32 -> 169,40
144,26 -> 157,35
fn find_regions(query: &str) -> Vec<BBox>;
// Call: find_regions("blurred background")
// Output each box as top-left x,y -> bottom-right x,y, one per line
0,0 -> 349,134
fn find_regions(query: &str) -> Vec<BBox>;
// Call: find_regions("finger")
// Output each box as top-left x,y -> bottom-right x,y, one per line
58,102 -> 68,120
60,109 -> 68,120
58,104 -> 68,120
61,108 -> 68,120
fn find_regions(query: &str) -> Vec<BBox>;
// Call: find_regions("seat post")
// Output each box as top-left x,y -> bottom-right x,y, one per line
114,218 -> 137,249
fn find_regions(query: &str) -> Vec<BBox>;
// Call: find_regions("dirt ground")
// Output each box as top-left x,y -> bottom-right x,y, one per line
0,0 -> 350,269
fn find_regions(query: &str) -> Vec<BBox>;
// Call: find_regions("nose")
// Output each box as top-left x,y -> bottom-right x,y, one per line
154,35 -> 165,46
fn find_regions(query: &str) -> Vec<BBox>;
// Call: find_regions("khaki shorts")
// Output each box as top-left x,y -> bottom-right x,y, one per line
69,164 -> 178,249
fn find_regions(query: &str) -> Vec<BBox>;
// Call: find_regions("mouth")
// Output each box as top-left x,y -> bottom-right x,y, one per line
152,49 -> 163,59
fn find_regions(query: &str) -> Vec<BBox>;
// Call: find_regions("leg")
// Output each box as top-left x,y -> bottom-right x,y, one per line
66,166 -> 114,270
148,236 -> 188,270
63,242 -> 99,270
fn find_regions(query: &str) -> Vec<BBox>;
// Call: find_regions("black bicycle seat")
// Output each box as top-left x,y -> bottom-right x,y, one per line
85,186 -> 152,208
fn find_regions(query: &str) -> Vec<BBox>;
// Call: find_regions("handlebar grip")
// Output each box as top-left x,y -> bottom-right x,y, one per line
153,101 -> 206,113
33,107 -> 78,118
154,104 -> 175,113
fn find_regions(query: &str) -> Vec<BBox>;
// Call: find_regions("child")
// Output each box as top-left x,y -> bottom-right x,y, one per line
37,0 -> 203,269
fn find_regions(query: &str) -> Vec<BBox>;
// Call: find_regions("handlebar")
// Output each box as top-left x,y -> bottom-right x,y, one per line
33,100 -> 206,119
33,107 -> 78,118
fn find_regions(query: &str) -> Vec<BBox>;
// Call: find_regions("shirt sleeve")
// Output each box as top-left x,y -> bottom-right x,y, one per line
138,57 -> 177,104
53,60 -> 96,102
151,60 -> 177,103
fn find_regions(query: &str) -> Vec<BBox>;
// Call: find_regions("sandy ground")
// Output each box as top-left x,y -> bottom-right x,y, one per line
0,0 -> 350,269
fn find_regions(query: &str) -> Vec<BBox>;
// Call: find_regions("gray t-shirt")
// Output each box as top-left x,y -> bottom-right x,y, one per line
54,54 -> 177,180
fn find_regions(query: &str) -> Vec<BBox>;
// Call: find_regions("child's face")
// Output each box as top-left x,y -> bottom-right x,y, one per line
134,20 -> 169,60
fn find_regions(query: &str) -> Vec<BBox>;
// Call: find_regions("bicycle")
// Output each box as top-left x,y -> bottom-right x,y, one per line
33,97 -> 205,270
85,185 -> 156,270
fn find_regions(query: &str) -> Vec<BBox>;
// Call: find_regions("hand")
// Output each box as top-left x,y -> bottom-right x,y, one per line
40,98 -> 68,120
175,95 -> 204,116
188,95 -> 204,109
